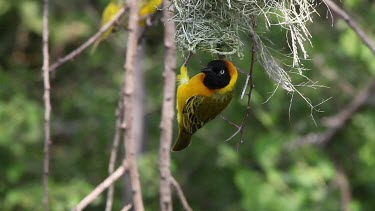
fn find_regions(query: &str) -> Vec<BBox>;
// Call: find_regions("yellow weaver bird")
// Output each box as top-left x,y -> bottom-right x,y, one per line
139,0 -> 163,25
92,0 -> 123,52
172,60 -> 238,151
92,0 -> 163,51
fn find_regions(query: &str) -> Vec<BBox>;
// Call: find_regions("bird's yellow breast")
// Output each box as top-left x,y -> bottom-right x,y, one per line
177,73 -> 210,124
172,60 -> 238,151
176,73 -> 233,126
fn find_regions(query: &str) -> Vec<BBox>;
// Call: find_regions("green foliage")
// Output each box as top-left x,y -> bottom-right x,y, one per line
340,27 -> 375,75
19,1 -> 43,33
3,179 -> 93,210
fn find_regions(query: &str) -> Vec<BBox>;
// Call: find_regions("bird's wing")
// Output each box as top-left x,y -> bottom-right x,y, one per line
139,0 -> 163,18
182,95 -> 207,133
182,94 -> 232,133
92,1 -> 122,52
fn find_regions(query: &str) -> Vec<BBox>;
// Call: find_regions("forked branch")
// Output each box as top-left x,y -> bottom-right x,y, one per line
121,0 -> 145,209
222,31 -> 257,149
73,162 -> 128,211
158,0 -> 177,210
170,176 -> 193,211
49,6 -> 127,72
286,79 -> 375,149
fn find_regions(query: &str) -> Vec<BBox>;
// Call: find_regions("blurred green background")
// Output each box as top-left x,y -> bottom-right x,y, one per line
1,0 -> 375,210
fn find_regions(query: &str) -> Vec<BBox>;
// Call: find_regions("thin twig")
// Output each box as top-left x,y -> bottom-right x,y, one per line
335,166 -> 351,211
120,204 -> 132,211
170,177 -> 193,211
121,0 -> 145,209
237,38 -> 256,149
158,1 -> 176,210
220,115 -> 240,129
105,98 -> 124,211
49,6 -> 127,72
240,73 -> 251,100
73,162 -> 128,211
323,0 -> 375,55
42,0 -> 51,210
235,67 -> 247,75
223,31 -> 257,149
182,51 -> 194,67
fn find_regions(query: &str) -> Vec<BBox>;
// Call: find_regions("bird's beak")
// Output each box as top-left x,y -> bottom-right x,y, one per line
201,67 -> 212,73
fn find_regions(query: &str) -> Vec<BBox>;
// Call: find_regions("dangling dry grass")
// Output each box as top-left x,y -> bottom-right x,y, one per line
170,0 -> 328,119
171,0 -> 317,93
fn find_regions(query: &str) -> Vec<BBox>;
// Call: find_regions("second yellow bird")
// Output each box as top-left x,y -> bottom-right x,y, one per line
93,0 -> 163,51
172,60 -> 238,151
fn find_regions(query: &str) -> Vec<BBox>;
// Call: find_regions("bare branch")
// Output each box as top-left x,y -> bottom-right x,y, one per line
121,0 -> 145,209
323,0 -> 375,55
73,162 -> 128,211
285,0 -> 375,148
158,1 -> 177,210
235,67 -> 247,75
223,31 -> 257,148
250,2 -> 375,149
182,51 -> 194,67
220,115 -> 240,129
42,0 -> 51,210
49,6 -> 127,72
170,177 -> 193,211
120,204 -> 132,211
335,166 -> 351,211
105,98 -> 124,211
286,79 -> 375,149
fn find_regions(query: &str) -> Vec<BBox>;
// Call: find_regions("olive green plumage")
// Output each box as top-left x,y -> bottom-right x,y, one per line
172,60 -> 238,151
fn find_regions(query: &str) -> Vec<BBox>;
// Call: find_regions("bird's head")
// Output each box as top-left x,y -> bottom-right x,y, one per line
201,60 -> 230,89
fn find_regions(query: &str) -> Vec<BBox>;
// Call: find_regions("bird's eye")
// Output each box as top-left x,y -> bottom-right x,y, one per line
219,70 -> 225,75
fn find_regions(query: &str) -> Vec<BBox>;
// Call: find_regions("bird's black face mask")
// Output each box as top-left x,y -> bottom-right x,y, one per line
201,60 -> 230,89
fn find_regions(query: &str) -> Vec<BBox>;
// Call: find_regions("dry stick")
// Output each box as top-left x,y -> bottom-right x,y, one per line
121,0 -> 145,210
42,0 -> 51,210
335,167 -> 351,211
158,1 -> 177,210
238,39 -> 256,146
223,35 -> 256,149
120,204 -> 132,211
73,162 -> 128,211
182,51 -> 193,67
105,7 -> 161,211
170,177 -> 193,211
323,0 -> 375,55
286,79 -> 375,149
49,6 -> 126,72
106,10 -> 160,211
105,98 -> 124,211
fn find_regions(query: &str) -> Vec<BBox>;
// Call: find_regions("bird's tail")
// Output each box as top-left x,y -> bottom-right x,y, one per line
177,65 -> 189,85
172,130 -> 192,151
